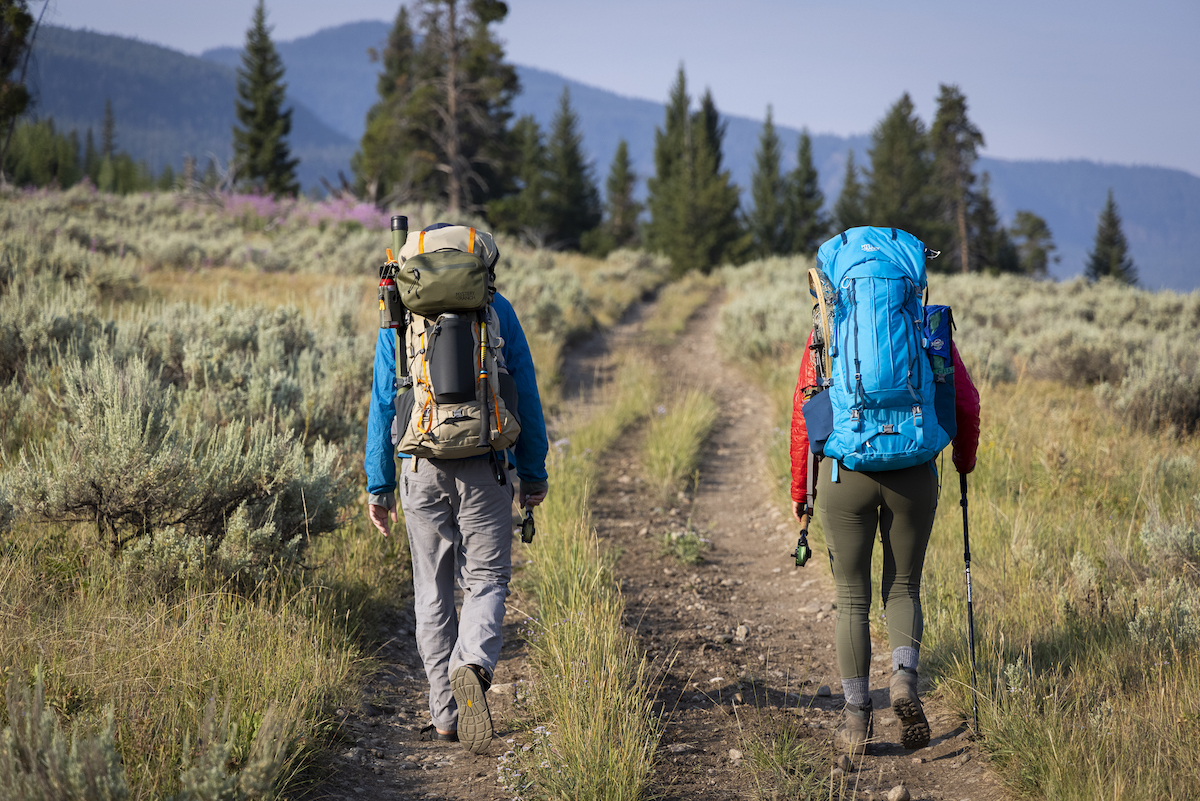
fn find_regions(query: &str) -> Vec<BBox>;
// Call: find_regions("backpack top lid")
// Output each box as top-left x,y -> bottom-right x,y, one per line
397,222 -> 499,269
816,226 -> 928,288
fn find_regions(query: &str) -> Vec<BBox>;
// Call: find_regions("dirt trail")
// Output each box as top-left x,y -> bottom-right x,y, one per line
307,292 -> 1008,801
587,291 -> 1007,800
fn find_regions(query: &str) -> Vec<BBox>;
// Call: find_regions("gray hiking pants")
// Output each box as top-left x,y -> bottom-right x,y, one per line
398,456 -> 515,731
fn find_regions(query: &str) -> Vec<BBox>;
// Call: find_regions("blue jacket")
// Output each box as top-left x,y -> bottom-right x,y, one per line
364,292 -> 549,504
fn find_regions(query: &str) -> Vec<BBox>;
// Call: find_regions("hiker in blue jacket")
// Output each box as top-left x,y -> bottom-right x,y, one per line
364,289 -> 549,754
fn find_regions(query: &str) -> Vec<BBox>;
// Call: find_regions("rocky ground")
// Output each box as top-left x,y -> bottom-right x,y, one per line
304,292 -> 1008,801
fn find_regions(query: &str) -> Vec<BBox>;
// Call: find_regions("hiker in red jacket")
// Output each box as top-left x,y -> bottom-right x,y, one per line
789,329 -> 981,754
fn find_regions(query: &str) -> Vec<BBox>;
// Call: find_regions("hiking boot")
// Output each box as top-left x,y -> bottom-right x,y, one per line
450,664 -> 493,754
834,700 -> 873,756
890,668 -> 931,749
418,724 -> 458,742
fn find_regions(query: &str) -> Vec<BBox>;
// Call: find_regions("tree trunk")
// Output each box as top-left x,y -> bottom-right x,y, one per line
444,0 -> 461,217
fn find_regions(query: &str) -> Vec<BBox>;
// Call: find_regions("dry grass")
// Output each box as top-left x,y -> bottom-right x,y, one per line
502,359 -> 662,800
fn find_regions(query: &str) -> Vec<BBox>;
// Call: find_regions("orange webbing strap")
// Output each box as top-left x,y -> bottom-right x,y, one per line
418,230 -> 426,254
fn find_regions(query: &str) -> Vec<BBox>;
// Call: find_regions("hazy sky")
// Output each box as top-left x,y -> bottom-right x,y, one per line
42,0 -> 1200,177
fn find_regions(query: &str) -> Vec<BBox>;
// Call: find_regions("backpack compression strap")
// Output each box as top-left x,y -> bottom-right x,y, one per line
808,268 -> 833,380
416,227 -> 477,256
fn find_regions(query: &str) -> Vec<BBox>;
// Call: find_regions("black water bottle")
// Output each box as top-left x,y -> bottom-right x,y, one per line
427,314 -> 477,403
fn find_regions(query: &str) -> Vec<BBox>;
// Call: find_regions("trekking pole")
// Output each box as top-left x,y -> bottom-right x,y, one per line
960,472 -> 980,735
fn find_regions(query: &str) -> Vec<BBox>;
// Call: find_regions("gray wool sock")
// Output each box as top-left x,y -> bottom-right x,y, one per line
841,676 -> 870,708
892,646 -> 919,674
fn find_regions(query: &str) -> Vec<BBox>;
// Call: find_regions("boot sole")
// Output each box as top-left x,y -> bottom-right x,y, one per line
450,665 -> 493,755
892,696 -> 931,749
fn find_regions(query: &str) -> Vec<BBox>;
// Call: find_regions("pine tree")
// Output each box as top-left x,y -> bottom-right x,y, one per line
970,173 -> 1018,275
3,118 -> 83,189
1085,189 -> 1138,284
352,5 -> 425,202
101,98 -> 116,158
83,128 -> 99,184
696,89 -> 726,173
865,93 -> 936,241
601,139 -> 641,250
232,0 -> 299,197
0,0 -> 35,180
784,129 -> 828,256
411,0 -> 518,216
646,68 -> 748,274
157,163 -> 176,191
644,66 -> 690,263
749,106 -> 787,258
688,98 -> 746,271
832,150 -> 867,232
930,84 -> 984,273
542,87 -> 601,250
486,115 -> 550,245
1009,210 -> 1059,277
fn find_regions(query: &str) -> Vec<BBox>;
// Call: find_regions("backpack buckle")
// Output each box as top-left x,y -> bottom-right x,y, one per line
881,424 -> 895,434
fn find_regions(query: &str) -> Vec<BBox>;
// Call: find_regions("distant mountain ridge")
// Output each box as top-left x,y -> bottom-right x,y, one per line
24,22 -> 1200,291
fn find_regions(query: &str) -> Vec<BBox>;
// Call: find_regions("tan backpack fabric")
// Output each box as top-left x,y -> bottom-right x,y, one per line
391,226 -> 521,459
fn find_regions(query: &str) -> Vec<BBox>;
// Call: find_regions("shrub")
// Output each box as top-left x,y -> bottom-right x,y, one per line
5,353 -> 349,575
1095,350 -> 1200,436
1139,498 -> 1200,569
1126,579 -> 1200,654
0,670 -> 129,801
0,668 -> 295,801
172,697 -> 294,801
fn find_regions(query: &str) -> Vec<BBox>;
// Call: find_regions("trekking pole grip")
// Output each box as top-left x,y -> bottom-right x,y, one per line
960,472 -> 970,563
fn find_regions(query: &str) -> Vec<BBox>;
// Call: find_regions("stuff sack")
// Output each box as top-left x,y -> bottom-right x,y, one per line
924,303 -> 957,442
802,226 -> 950,472
388,224 -> 520,459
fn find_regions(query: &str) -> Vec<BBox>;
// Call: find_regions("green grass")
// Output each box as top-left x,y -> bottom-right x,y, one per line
640,273 -> 719,346
740,721 -> 830,800
502,359 -> 663,800
660,522 -> 710,566
0,519 -> 383,799
642,389 -> 720,505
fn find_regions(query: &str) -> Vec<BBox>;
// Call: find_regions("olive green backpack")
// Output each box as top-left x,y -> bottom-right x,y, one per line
390,225 -> 520,459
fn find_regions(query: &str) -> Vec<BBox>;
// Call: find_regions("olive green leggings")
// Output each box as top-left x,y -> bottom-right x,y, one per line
818,461 -> 938,680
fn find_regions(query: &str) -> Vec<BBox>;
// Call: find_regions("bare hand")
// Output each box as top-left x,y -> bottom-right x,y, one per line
369,502 -> 397,537
520,488 -> 548,509
791,500 -> 810,529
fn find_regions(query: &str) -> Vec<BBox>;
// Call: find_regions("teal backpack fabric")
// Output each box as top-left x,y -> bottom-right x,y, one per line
803,226 -> 951,472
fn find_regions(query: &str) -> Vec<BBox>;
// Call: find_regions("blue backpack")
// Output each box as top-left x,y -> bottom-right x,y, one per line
802,227 -> 955,474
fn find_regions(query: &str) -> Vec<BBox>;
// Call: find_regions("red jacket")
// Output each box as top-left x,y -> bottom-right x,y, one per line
789,330 -> 981,502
